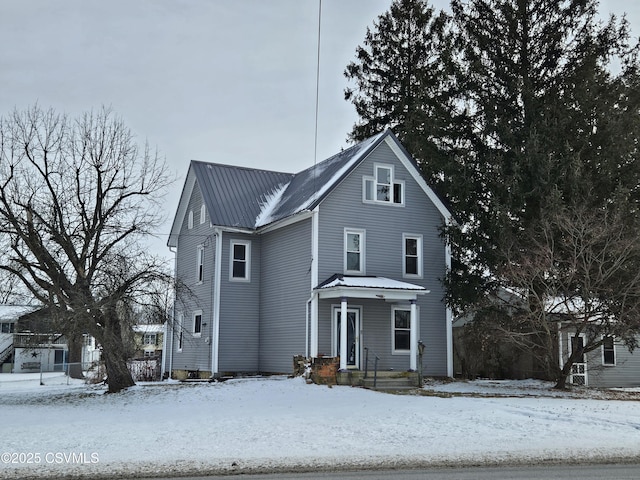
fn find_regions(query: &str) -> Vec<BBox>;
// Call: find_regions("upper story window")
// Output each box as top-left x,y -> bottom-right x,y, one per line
602,336 -> 616,366
200,204 -> 206,224
1,322 -> 14,333
188,210 -> 194,229
143,333 -> 157,345
196,245 -> 205,283
344,228 -> 365,274
403,234 -> 423,278
363,164 -> 404,205
230,240 -> 251,281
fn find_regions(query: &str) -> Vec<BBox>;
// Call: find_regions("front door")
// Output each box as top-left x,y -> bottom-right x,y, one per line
333,308 -> 360,368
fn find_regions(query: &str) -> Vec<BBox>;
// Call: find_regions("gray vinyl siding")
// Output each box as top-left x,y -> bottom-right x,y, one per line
562,331 -> 640,388
316,141 -> 449,376
259,218 -> 311,373
317,299 -> 431,372
172,181 -> 215,372
217,232 -> 260,373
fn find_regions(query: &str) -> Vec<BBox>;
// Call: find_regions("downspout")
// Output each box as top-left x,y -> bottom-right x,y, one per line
445,227 -> 453,377
211,228 -> 223,377
166,245 -> 177,378
309,207 -> 320,358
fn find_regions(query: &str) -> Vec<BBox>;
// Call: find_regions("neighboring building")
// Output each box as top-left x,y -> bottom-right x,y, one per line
0,305 -> 100,374
132,324 -> 164,359
559,327 -> 640,388
454,293 -> 640,388
0,305 -> 39,373
166,130 -> 454,380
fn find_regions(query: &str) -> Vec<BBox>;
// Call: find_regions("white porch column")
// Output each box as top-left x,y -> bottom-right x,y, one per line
409,299 -> 417,371
310,294 -> 319,358
340,296 -> 348,371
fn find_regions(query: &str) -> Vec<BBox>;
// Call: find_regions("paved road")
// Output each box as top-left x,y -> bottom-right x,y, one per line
143,463 -> 640,480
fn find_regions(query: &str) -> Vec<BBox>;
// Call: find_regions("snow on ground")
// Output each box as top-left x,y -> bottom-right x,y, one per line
1,374 -> 640,479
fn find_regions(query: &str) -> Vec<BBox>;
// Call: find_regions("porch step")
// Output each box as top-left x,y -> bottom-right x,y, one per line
337,370 -> 420,391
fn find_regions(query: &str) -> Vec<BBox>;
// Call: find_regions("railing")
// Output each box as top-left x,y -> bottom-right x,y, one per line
363,347 -> 380,389
0,333 -> 14,363
13,333 -> 65,348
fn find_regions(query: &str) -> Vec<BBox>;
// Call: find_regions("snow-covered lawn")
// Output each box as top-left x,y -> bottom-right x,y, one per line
1,373 -> 640,479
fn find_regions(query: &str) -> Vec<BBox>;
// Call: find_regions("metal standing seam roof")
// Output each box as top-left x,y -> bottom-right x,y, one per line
191,131 -> 387,231
191,161 -> 293,229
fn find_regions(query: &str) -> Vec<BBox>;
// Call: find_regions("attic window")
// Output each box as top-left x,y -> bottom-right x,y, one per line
200,204 -> 206,224
363,164 -> 404,205
188,210 -> 194,229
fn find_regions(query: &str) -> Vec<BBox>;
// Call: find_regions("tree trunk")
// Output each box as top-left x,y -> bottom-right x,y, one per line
553,363 -> 572,390
66,334 -> 85,379
98,310 -> 135,393
102,344 -> 135,393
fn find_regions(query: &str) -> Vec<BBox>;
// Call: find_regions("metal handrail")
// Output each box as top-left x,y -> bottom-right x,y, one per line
363,346 -> 380,388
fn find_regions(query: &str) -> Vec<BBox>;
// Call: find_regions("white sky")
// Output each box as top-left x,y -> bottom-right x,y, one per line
0,0 -> 637,258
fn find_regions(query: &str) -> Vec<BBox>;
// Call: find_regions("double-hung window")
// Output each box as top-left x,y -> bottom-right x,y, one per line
602,336 -> 616,365
344,229 -> 365,274
363,164 -> 404,205
193,310 -> 202,336
392,307 -> 412,354
143,333 -> 157,345
403,234 -> 423,278
196,245 -> 205,283
230,240 -> 251,281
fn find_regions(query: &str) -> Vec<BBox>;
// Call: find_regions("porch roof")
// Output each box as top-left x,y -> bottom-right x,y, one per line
314,274 -> 430,301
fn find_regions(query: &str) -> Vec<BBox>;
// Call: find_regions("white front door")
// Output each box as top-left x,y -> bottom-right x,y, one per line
333,308 -> 360,368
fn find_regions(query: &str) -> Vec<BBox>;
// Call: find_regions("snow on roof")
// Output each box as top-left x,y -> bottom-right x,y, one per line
316,275 -> 427,291
254,131 -> 386,228
295,131 -> 385,213
254,181 -> 291,227
132,324 -> 164,334
0,305 -> 39,321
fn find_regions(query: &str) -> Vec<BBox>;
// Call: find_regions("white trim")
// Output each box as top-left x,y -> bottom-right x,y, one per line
391,305 -> 420,355
331,304 -> 362,369
212,229 -> 222,374
310,207 -> 319,357
344,228 -> 366,275
168,167 -> 197,248
445,241 -> 453,377
229,239 -> 251,282
192,310 -> 203,337
402,233 -> 423,278
384,136 -> 454,223
256,210 -> 313,235
196,245 -> 204,284
601,335 -> 616,366
362,162 -> 405,206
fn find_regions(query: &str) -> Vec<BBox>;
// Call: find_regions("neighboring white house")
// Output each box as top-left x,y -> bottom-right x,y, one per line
0,305 -> 100,374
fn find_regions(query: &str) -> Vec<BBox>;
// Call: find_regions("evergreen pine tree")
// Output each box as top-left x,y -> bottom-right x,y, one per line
344,0 -> 459,196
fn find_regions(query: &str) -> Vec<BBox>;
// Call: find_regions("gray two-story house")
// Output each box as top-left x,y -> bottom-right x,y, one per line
166,130 -> 454,380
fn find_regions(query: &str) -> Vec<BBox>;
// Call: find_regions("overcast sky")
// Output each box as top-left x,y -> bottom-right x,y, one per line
0,0 -> 637,258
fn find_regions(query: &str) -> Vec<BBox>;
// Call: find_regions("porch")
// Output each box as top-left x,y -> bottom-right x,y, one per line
310,274 -> 430,375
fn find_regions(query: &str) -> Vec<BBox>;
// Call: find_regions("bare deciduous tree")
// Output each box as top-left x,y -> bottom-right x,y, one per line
0,106 -> 173,393
491,204 -> 640,389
